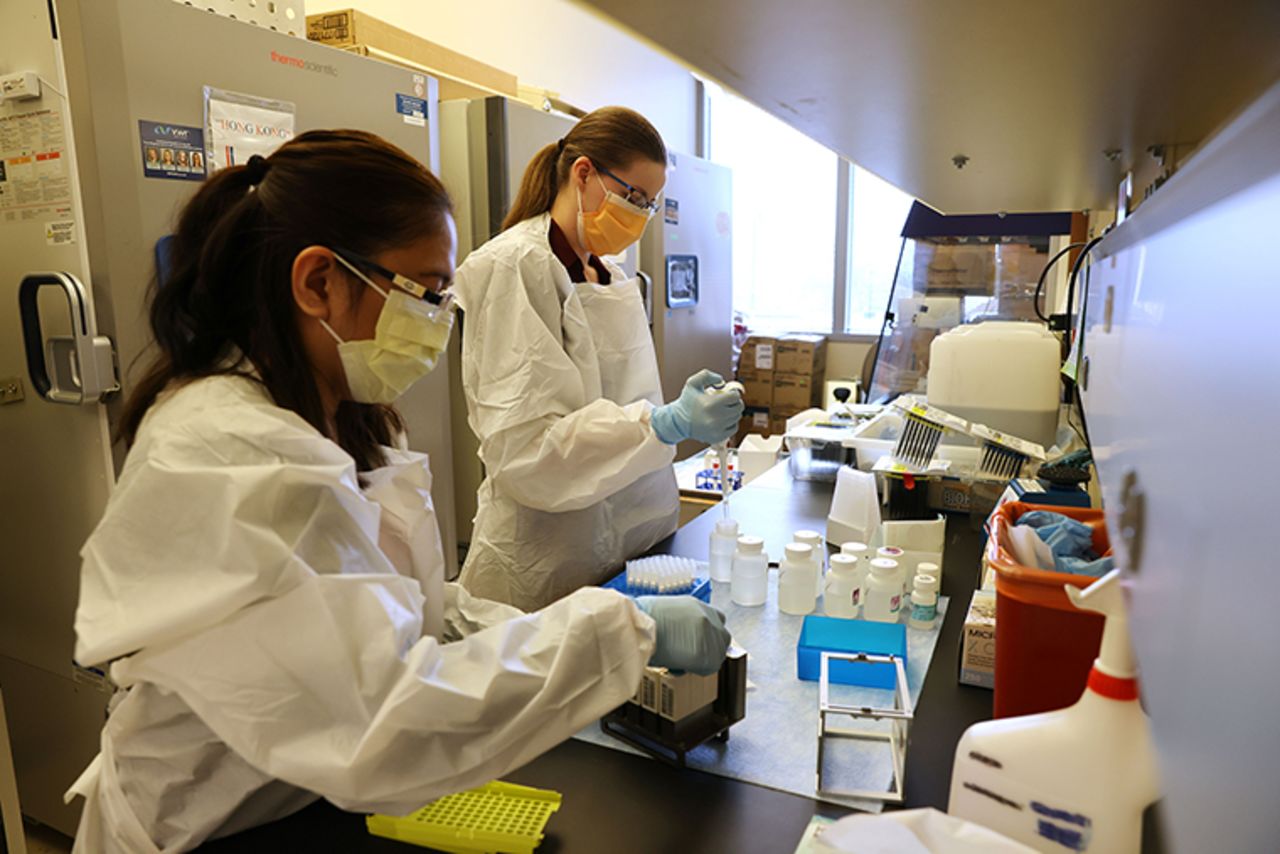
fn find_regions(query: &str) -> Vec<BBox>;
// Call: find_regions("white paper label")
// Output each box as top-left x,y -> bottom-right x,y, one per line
45,219 -> 75,245
755,343 -> 774,370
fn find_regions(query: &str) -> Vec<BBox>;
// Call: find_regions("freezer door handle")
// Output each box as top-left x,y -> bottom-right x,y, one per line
18,272 -> 119,405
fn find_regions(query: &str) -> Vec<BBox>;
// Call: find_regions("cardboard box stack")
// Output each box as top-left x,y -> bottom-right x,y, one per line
735,334 -> 827,441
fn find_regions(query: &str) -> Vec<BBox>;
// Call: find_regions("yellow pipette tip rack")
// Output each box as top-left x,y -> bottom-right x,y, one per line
366,780 -> 562,853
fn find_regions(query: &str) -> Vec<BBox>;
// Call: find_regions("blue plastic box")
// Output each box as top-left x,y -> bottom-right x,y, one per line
602,570 -> 713,604
796,616 -> 908,689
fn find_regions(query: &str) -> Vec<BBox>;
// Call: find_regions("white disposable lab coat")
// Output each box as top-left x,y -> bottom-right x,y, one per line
454,214 -> 679,610
65,373 -> 655,853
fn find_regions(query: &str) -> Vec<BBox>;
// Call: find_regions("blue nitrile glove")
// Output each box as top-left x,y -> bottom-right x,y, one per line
634,595 -> 732,676
1017,511 -> 1096,560
651,369 -> 745,446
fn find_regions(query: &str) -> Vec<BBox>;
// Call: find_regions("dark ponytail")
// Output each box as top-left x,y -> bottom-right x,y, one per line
119,129 -> 453,471
502,106 -> 666,231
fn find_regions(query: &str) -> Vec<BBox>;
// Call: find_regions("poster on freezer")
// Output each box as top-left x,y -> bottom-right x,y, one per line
203,87 -> 295,173
138,120 -> 205,181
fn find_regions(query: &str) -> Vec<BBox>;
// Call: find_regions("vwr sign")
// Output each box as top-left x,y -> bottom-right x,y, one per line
270,49 -> 338,77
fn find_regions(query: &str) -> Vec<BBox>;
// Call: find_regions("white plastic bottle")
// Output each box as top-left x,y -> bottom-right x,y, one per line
907,575 -> 938,629
708,518 -> 740,583
793,530 -> 826,599
823,553 -> 861,618
877,546 -> 908,603
840,542 -> 870,611
731,536 -> 768,607
949,570 -> 1159,853
778,543 -> 817,615
916,560 -> 941,585
862,558 -> 902,622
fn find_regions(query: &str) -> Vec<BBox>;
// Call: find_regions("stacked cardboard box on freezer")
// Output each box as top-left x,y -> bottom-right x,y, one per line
771,334 -> 827,417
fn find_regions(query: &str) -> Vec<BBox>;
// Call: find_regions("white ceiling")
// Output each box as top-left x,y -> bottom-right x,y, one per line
576,0 -> 1280,214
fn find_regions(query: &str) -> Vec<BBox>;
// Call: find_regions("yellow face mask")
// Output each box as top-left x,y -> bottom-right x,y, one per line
576,173 -> 653,257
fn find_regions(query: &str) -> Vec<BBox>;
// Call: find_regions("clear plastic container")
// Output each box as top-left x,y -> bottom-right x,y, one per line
708,518 -> 739,583
778,543 -> 817,615
840,542 -> 871,610
864,557 -> 902,623
794,529 -> 826,598
824,553 -> 861,619
731,536 -> 768,607
908,576 -> 939,629
877,546 -> 908,603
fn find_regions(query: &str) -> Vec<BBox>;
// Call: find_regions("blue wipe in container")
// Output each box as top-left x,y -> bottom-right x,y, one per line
796,616 -> 907,689
601,570 -> 712,604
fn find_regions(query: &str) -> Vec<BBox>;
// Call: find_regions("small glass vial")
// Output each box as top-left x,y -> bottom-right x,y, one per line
731,535 -> 768,607
778,543 -> 817,615
794,529 -> 826,598
824,553 -> 861,618
863,557 -> 902,623
708,518 -> 740,583
908,575 -> 939,630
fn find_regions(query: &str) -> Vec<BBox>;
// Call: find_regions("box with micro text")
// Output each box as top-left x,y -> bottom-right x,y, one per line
740,336 -> 779,372
960,590 -> 997,688
775,334 -> 827,376
771,373 -> 820,415
737,368 -> 774,409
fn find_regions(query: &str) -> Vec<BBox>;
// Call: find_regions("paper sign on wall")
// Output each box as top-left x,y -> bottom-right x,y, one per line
203,87 -> 295,172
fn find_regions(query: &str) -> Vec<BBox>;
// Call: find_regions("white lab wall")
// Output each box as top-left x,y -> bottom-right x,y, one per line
304,0 -> 697,153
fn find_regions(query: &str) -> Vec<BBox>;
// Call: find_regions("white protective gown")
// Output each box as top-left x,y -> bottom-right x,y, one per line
454,213 -> 680,610
65,372 -> 655,853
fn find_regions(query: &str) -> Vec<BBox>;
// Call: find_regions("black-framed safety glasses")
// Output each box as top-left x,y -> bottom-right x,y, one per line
332,247 -> 448,306
594,162 -> 660,214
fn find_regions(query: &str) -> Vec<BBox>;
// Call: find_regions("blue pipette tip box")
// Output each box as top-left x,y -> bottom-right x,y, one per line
796,616 -> 907,689
602,571 -> 712,603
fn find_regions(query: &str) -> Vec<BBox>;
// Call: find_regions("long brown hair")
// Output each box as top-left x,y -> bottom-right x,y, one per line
119,129 -> 453,471
502,106 -> 666,230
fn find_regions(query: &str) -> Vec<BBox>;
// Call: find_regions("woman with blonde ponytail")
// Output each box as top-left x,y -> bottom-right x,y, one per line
452,107 -> 744,610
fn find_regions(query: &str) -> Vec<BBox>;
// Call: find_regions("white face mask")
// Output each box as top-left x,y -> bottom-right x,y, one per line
320,254 -> 455,404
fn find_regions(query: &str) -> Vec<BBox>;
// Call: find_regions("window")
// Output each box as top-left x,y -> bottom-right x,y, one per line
704,81 -> 915,337
845,166 -> 916,335
707,83 -> 837,334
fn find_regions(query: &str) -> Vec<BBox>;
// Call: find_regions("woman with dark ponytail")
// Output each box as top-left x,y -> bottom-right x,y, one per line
67,129 -> 728,852
453,107 -> 744,610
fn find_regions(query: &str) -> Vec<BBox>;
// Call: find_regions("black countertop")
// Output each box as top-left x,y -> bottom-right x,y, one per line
201,464 -> 995,853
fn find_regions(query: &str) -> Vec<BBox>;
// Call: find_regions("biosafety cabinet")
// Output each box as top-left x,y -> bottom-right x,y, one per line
0,0 -> 454,833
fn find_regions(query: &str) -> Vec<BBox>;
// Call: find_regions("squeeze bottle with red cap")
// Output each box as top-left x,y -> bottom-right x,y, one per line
948,570 -> 1159,853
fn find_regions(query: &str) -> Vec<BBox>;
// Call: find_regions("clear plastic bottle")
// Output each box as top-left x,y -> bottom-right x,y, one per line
908,575 -> 939,629
708,518 -> 740,583
794,529 -> 826,599
731,536 -> 768,607
863,557 -> 902,622
823,553 -> 861,618
778,543 -> 817,615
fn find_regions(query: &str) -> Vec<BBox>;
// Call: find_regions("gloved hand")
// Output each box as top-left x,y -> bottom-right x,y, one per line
651,369 -> 744,446
634,595 -> 732,675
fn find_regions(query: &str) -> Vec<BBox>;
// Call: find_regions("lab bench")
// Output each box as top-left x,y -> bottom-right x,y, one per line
200,463 -> 994,853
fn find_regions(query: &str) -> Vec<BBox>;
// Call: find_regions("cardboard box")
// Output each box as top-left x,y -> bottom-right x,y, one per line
306,10 -> 519,101
737,368 -> 774,409
771,373 -> 820,415
739,335 -> 778,372
658,668 -> 720,721
775,334 -> 827,376
959,590 -> 997,689
736,408 -> 772,443
769,415 -> 789,437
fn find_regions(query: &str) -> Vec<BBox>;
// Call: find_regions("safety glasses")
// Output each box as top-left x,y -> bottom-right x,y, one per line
333,247 -> 448,306
594,162 -> 661,215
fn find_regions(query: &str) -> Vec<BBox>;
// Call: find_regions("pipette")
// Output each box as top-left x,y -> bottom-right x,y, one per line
710,382 -> 745,519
